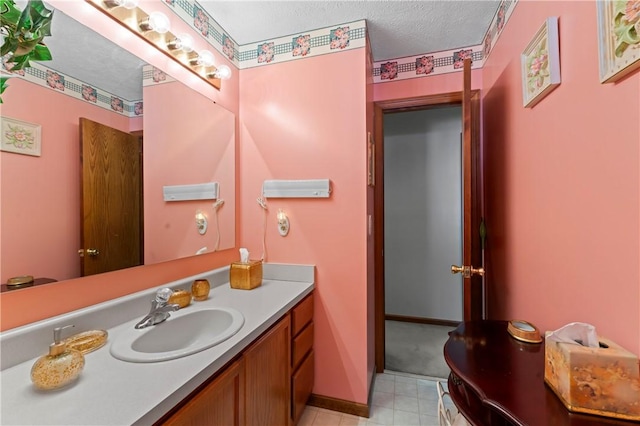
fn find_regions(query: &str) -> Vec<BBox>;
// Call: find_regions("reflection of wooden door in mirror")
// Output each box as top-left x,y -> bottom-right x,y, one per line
80,118 -> 143,276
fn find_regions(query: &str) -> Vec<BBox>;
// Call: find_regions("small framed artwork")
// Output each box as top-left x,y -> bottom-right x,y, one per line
367,132 -> 375,187
1,117 -> 41,156
597,0 -> 640,83
521,17 -> 561,108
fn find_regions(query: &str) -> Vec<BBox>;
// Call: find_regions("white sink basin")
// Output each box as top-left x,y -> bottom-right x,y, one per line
110,307 -> 245,362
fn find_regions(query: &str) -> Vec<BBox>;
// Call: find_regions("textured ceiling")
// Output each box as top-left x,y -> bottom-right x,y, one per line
37,1 -> 501,100
198,1 -> 501,61
44,11 -> 146,101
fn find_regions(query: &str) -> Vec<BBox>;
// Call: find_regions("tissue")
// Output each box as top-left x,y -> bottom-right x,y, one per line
546,322 -> 599,348
239,248 -> 249,263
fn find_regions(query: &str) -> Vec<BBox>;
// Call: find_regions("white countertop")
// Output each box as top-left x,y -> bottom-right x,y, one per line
0,264 -> 314,425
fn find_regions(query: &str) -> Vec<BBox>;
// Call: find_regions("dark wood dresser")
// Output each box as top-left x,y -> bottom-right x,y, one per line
443,320 -> 637,426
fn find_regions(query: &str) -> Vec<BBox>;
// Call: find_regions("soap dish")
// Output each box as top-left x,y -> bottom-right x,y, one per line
63,330 -> 108,354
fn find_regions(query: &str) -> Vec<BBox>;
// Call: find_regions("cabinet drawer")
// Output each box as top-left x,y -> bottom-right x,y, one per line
292,322 -> 313,370
292,350 -> 314,425
292,294 -> 314,337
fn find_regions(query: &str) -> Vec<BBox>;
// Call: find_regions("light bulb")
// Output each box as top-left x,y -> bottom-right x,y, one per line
197,50 -> 215,67
139,11 -> 171,34
118,0 -> 139,9
175,33 -> 194,53
215,64 -> 232,80
148,12 -> 170,34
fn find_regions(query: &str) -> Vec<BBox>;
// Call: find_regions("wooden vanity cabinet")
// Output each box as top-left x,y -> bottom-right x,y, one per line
290,294 -> 314,425
158,292 -> 314,426
245,315 -> 291,426
163,358 -> 245,426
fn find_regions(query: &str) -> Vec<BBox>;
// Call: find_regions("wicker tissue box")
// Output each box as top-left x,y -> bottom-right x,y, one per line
544,332 -> 640,421
229,260 -> 263,290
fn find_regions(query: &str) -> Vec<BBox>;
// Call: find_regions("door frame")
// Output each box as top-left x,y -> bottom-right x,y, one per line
373,90 -> 480,373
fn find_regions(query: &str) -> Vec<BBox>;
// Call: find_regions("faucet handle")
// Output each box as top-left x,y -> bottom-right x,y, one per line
155,288 -> 174,304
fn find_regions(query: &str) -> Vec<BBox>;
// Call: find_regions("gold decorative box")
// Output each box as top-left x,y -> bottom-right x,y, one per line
544,332 -> 640,421
230,261 -> 263,290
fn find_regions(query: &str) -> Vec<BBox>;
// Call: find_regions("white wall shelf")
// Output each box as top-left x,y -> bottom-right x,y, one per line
163,182 -> 219,202
262,179 -> 331,198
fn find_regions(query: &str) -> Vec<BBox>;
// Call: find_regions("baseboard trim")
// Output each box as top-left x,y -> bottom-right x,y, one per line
308,393 -> 370,418
385,314 -> 459,327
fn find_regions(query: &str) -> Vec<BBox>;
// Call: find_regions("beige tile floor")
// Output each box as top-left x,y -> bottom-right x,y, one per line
299,370 -> 453,426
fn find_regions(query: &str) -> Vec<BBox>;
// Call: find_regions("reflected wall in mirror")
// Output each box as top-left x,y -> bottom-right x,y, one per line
0,7 -> 235,287
143,67 -> 235,264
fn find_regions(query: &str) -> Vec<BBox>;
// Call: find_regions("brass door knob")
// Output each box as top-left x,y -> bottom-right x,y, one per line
451,265 -> 485,278
471,267 -> 485,277
451,265 -> 464,274
86,248 -> 100,257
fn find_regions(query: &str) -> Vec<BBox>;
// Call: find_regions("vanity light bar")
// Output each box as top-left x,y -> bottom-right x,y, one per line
86,0 -> 222,90
163,182 -> 219,202
262,179 -> 331,198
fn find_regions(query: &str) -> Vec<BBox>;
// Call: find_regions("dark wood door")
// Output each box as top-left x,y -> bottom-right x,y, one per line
461,58 -> 484,321
79,117 -> 142,276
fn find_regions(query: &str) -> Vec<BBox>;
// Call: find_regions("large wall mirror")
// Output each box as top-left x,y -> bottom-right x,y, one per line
0,5 -> 236,289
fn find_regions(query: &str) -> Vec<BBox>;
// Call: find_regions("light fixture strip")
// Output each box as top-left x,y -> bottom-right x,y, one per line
86,0 -> 222,90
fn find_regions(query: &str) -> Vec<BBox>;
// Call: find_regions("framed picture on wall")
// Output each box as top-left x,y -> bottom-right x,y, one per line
521,17 -> 561,108
597,0 -> 640,83
1,117 -> 41,157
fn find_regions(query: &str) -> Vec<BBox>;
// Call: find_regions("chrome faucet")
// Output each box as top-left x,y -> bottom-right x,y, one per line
134,288 -> 180,329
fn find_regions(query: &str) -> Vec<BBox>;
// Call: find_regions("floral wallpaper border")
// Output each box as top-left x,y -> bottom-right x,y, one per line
373,46 -> 483,83
162,0 -> 240,68
142,64 -> 177,87
373,0 -> 516,83
239,20 -> 367,68
162,0 -> 366,70
164,0 -> 515,81
1,61 -> 143,117
3,0 -> 517,100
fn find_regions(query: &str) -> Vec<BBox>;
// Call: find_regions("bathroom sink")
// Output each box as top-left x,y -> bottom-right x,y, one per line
110,307 -> 245,362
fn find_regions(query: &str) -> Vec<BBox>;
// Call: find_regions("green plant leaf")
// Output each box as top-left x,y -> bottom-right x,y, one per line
0,0 -> 53,101
1,36 -> 17,56
8,53 -> 29,69
0,0 -> 22,28
31,42 -> 51,60
0,76 -> 9,103
16,1 -> 32,33
36,15 -> 52,37
29,1 -> 53,32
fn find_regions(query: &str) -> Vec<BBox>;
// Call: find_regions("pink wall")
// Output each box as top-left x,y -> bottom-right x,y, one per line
1,2 -> 240,332
482,1 -> 639,354
144,81 -> 236,263
374,69 -> 483,101
365,44 -> 376,399
239,49 -> 370,403
1,79 -> 133,283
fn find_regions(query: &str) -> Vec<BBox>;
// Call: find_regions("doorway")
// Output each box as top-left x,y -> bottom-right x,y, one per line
373,85 -> 482,375
382,106 -> 462,378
